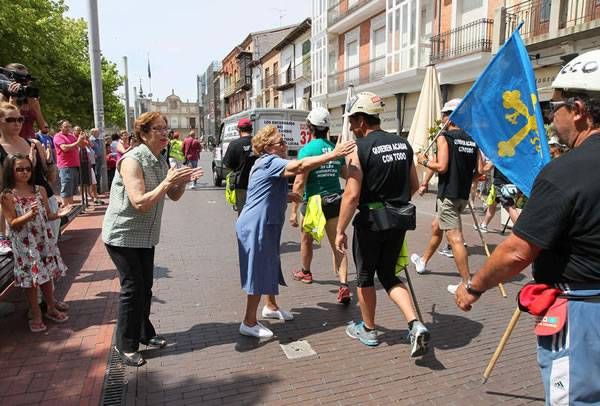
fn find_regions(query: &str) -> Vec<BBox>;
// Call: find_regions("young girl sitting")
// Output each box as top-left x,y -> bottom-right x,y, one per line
1,153 -> 70,332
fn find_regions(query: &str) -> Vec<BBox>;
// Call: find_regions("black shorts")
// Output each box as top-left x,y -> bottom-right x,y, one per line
300,194 -> 341,220
352,226 -> 405,291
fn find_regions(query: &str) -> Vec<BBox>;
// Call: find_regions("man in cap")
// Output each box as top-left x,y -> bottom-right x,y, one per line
335,91 -> 430,357
548,135 -> 567,159
223,118 -> 254,212
455,50 -> 600,403
289,107 -> 351,304
411,98 -> 482,295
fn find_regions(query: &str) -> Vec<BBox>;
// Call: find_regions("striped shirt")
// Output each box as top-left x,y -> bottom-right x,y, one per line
102,143 -> 168,248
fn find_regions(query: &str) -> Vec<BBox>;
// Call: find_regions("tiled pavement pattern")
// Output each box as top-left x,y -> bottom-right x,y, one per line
124,156 -> 544,406
0,205 -> 120,406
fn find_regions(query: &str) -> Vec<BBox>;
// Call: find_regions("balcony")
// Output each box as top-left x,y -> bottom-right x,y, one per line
276,56 -> 311,91
223,76 -> 252,98
430,19 -> 494,64
262,72 -> 279,89
327,56 -> 385,94
327,0 -> 385,35
502,0 -> 600,45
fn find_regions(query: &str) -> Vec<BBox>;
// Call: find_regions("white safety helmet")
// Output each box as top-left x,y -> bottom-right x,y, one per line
552,50 -> 600,93
441,98 -> 462,113
344,91 -> 385,117
307,107 -> 330,128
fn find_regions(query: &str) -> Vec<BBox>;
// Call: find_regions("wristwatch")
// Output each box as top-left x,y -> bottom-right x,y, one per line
421,159 -> 429,168
465,279 -> 484,297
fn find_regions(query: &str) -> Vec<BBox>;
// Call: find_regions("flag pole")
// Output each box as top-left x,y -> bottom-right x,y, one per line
482,307 -> 521,383
467,200 -> 507,297
420,120 -> 450,155
339,84 -> 354,144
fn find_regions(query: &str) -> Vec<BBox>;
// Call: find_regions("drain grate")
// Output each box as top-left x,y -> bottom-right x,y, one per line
100,346 -> 128,406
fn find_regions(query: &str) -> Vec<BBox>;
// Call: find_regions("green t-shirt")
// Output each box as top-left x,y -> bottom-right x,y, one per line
298,138 -> 344,200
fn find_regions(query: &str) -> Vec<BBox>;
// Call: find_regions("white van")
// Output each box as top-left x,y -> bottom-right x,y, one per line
211,108 -> 309,186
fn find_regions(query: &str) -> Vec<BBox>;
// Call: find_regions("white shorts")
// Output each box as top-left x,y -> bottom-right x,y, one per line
90,167 -> 97,185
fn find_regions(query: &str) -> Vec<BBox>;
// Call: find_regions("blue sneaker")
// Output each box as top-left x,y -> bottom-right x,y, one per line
346,321 -> 379,346
408,320 -> 430,357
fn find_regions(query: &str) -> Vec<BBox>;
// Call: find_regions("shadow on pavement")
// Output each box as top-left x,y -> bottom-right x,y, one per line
484,391 -> 544,402
280,240 -> 322,254
130,371 -> 280,405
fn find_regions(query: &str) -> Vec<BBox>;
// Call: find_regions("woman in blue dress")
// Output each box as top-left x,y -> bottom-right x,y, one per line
237,124 -> 355,338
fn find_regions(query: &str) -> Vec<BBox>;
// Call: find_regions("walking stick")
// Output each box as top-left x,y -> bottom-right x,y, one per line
419,121 -> 450,155
500,216 -> 511,235
403,266 -> 423,322
482,307 -> 521,383
467,201 -> 507,298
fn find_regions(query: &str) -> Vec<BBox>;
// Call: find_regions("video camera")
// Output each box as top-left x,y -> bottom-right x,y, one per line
0,67 -> 39,99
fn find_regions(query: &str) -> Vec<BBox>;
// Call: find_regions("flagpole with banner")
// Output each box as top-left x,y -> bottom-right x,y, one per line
447,22 -> 551,383
339,84 -> 354,144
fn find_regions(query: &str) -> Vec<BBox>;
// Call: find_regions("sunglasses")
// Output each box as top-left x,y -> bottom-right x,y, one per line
15,167 -> 32,173
4,116 -> 25,124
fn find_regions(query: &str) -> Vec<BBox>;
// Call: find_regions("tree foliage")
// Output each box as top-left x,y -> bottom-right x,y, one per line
0,0 -> 124,129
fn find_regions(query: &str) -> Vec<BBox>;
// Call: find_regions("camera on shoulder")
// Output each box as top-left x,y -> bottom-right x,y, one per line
0,66 -> 40,100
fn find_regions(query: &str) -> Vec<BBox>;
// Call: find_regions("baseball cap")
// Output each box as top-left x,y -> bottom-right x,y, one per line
548,136 -> 561,146
441,98 -> 462,113
237,118 -> 252,128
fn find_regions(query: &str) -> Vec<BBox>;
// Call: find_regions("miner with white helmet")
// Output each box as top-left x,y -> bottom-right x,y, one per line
456,50 -> 600,403
289,106 -> 352,304
334,91 -> 430,357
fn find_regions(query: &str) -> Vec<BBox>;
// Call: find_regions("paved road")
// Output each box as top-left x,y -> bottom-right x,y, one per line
123,152 -> 544,405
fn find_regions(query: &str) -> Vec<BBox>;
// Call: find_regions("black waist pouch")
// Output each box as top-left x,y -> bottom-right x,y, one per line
355,203 -> 416,232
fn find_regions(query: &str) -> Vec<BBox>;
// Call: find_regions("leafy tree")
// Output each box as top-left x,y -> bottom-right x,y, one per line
0,0 -> 124,130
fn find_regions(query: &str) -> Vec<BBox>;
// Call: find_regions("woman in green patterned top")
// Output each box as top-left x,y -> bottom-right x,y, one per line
102,112 -> 202,367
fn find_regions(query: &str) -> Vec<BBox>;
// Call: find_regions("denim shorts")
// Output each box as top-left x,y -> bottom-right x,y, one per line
59,167 -> 80,198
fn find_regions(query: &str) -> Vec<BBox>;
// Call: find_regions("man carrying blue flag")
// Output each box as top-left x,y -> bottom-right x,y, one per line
456,50 -> 600,404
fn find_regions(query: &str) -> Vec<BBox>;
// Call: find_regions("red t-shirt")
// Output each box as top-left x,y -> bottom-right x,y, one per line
183,137 -> 201,161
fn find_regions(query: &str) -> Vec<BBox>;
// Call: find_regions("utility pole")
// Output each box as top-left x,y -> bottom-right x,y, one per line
87,0 -> 108,193
123,56 -> 131,133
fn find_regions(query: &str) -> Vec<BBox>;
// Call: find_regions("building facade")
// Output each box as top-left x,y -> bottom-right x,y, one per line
135,89 -> 200,135
311,0 -> 600,138
221,26 -> 296,117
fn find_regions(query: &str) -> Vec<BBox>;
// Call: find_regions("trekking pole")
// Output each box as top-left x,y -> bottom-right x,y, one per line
482,307 -> 521,383
467,201 -> 507,298
403,266 -> 423,322
500,216 -> 511,235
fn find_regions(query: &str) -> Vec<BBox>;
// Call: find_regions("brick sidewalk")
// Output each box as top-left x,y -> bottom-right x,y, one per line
0,205 -> 119,406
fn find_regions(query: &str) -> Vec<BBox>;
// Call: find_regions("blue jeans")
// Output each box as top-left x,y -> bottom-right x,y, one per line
58,167 -> 80,198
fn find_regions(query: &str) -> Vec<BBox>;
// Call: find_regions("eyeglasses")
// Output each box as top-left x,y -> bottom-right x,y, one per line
269,138 -> 287,146
15,167 -> 32,173
550,97 -> 578,114
150,126 -> 168,133
4,116 -> 24,124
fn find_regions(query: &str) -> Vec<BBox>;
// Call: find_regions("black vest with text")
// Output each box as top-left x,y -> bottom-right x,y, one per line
437,129 -> 478,200
356,130 -> 413,207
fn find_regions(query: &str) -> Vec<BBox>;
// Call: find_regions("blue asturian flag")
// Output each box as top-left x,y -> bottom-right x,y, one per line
449,24 -> 550,197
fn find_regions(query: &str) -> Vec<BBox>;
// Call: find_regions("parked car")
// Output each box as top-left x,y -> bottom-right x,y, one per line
212,108 -> 309,186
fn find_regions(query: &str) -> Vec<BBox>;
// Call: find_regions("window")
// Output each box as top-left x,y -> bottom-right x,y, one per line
386,0 -> 420,74
273,95 -> 279,108
189,117 -> 196,128
345,28 -> 359,84
265,67 -> 270,87
171,117 -> 179,128
371,14 -> 386,79
539,0 -> 551,22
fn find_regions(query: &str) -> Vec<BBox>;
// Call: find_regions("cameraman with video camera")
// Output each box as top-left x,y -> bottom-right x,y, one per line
0,63 -> 47,140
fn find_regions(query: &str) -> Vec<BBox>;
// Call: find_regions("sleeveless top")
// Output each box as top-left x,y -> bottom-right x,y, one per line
355,130 -> 413,208
437,129 -> 478,200
102,144 -> 168,248
0,140 -> 53,198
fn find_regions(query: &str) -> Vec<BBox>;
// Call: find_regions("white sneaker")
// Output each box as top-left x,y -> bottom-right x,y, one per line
239,321 -> 274,338
411,254 -> 426,274
473,223 -> 488,233
261,306 -> 294,321
447,283 -> 460,295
